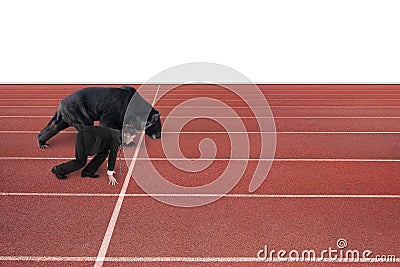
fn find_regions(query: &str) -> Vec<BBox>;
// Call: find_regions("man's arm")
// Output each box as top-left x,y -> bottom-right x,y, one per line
107,143 -> 119,172
90,126 -> 121,186
106,142 -> 120,186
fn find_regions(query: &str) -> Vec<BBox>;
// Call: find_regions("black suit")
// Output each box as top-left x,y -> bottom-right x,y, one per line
57,126 -> 121,176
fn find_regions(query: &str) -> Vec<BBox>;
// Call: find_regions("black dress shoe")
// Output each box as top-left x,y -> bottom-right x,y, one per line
39,141 -> 50,149
81,172 -> 100,178
51,166 -> 67,179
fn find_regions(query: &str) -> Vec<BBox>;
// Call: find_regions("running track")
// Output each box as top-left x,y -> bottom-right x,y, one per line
0,84 -> 399,266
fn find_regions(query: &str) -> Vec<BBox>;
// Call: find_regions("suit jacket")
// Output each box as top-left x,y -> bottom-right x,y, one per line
80,126 -> 121,171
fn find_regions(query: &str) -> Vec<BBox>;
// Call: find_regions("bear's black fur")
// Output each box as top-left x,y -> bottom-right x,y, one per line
38,86 -> 161,148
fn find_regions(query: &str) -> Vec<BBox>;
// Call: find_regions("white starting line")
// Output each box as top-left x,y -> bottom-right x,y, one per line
0,256 -> 398,263
1,192 -> 399,198
1,157 -> 400,162
2,115 -> 400,118
2,131 -> 400,134
2,105 -> 400,108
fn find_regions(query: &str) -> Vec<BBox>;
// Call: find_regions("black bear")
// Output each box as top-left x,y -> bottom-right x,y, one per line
38,86 -> 162,148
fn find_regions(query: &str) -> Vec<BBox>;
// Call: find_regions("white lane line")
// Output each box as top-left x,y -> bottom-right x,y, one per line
0,256 -> 398,263
151,106 -> 400,108
2,89 -> 400,93
2,116 -> 400,119
0,157 -> 76,160
0,131 -> 62,134
3,93 -> 400,96
1,193 -> 399,198
0,93 -> 400,96
0,99 -> 61,101
159,93 -> 400,95
0,116 -> 50,118
0,256 -> 95,261
2,131 -> 400,134
94,84 -> 161,267
1,157 -> 400,162
164,131 -> 400,134
173,116 -> 400,119
158,99 -> 400,101
93,137 -> 144,266
2,105 -> 400,109
135,158 -> 400,162
0,106 -> 58,108
0,94 -> 67,96
156,131 -> 400,134
4,98 -> 400,101
1,193 -> 117,197
93,116 -> 143,267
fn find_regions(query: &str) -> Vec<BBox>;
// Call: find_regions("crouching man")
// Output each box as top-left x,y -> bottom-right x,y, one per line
51,126 -> 137,185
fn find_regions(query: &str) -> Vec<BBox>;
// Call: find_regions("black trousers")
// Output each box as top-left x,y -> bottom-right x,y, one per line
57,133 -> 108,175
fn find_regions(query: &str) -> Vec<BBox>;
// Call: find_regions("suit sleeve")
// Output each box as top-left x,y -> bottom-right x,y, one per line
107,142 -> 119,172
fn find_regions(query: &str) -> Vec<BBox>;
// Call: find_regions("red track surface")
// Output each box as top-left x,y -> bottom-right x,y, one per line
1,84 -> 399,266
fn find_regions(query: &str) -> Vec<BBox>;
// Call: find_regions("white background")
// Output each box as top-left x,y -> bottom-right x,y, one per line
0,0 -> 399,83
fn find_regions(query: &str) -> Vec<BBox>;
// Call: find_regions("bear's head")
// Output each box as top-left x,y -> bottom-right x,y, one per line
145,111 -> 162,139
